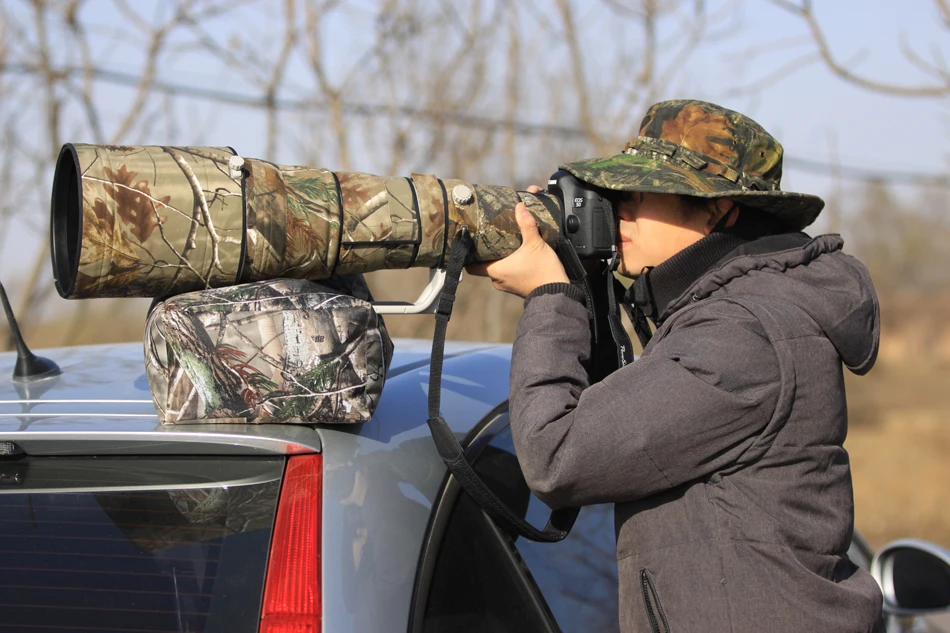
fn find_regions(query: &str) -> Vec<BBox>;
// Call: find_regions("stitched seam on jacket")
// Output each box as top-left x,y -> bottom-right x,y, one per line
719,297 -> 798,466
640,445 -> 675,490
703,483 -> 737,633
654,298 -> 780,430
659,299 -> 823,345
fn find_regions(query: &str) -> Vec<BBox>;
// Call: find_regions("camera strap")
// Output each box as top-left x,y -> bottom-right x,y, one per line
555,235 -> 598,340
602,216 -> 636,368
623,297 -> 654,349
624,281 -> 655,349
425,227 -> 580,543
554,236 -> 634,372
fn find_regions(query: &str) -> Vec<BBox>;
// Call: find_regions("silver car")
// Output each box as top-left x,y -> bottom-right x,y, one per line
1,339 -> 948,632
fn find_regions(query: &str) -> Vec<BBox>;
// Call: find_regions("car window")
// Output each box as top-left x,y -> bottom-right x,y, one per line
421,471 -> 555,633
0,456 -> 283,633
484,422 -> 621,633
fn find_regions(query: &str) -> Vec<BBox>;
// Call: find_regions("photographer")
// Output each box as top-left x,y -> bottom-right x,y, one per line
471,100 -> 884,632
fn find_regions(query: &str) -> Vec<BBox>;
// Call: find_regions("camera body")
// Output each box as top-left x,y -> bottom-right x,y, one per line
546,170 -> 616,260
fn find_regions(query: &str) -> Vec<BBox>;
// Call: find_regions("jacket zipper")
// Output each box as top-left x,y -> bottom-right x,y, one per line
640,568 -> 671,633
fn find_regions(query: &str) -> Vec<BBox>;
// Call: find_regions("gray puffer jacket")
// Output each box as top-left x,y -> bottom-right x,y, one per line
510,234 -> 884,633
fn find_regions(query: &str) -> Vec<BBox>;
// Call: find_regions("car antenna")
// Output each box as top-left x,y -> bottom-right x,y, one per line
0,282 -> 61,382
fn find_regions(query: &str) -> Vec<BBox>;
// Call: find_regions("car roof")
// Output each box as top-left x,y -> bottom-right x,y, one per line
0,339 -> 511,456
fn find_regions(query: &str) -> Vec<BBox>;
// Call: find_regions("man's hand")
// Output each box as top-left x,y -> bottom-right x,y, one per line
466,186 -> 569,298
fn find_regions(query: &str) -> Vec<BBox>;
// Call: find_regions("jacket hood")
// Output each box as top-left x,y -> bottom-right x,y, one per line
672,234 -> 880,375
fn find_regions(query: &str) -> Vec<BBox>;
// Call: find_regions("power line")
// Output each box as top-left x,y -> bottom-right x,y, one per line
784,156 -> 950,188
2,64 -> 589,137
4,63 -> 950,188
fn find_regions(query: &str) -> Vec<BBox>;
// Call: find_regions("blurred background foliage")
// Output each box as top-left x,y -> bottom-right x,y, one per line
2,0 -> 950,549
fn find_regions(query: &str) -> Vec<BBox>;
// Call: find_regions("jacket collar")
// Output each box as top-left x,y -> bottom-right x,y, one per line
630,231 -> 827,324
629,232 -> 748,323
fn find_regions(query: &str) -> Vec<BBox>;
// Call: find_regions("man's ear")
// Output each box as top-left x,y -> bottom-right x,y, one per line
706,198 -> 738,233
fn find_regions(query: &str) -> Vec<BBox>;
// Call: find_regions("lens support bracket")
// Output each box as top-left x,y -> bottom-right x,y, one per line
371,267 -> 449,315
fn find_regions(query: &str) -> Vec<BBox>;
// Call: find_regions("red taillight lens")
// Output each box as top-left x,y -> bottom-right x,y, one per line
260,454 -> 323,633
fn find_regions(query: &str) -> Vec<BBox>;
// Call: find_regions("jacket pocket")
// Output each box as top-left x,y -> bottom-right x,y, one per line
640,568 -> 671,633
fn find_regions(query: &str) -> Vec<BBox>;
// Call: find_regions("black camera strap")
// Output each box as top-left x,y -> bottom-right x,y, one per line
555,235 -> 598,340
624,285 -> 655,349
554,236 -> 634,373
601,215 -> 636,368
425,228 -> 580,543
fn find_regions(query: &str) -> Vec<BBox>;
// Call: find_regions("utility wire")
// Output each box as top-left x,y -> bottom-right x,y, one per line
784,156 -> 950,188
5,63 -> 950,188
2,64 -> 588,136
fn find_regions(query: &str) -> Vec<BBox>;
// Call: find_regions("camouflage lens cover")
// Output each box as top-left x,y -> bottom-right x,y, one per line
145,275 -> 393,425
335,172 -> 421,273
54,144 -> 565,299
60,144 -> 244,298
242,159 -> 343,283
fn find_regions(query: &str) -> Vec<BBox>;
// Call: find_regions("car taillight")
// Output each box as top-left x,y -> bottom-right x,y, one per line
260,454 -> 323,633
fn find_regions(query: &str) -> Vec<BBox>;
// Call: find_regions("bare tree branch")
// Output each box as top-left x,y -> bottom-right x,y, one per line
899,32 -> 950,83
304,0 -> 348,168
504,0 -> 521,179
826,130 -> 841,235
770,0 -> 950,97
108,0 -> 182,143
65,0 -> 104,143
556,0 -> 603,150
32,0 -> 60,160
720,51 -> 820,98
13,0 -> 64,337
179,1 -> 269,88
264,0 -> 298,159
637,0 -> 657,86
937,0 -> 950,29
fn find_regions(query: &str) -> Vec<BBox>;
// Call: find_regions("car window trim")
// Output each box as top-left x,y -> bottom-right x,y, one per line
407,402 -> 559,633
0,455 -> 285,493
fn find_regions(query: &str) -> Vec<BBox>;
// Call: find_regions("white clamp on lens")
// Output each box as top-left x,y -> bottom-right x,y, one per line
228,155 -> 246,180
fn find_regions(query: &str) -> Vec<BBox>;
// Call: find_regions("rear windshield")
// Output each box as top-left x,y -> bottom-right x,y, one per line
0,456 -> 283,633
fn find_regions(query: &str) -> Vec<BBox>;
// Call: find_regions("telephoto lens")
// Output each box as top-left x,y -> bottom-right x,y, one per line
51,144 -> 564,299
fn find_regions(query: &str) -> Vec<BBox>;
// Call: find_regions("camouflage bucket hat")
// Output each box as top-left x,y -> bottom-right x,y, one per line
560,100 -> 824,230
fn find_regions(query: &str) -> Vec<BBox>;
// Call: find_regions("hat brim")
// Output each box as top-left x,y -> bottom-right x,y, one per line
561,153 -> 824,231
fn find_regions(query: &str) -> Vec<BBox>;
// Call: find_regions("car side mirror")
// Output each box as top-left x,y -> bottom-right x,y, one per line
871,539 -> 950,616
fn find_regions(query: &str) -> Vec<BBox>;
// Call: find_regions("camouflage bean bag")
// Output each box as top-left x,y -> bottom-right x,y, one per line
145,275 -> 393,424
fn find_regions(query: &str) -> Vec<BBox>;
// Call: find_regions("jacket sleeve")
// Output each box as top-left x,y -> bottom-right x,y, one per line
509,292 -> 781,509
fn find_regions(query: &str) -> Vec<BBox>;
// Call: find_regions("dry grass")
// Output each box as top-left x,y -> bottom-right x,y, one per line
846,359 -> 950,550
844,296 -> 950,549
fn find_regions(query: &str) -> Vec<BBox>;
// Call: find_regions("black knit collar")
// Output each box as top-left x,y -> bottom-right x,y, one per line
629,232 -> 748,323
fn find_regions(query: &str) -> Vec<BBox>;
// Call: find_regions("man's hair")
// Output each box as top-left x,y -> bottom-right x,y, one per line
677,195 -> 718,222
678,195 -> 793,237
611,192 -> 794,237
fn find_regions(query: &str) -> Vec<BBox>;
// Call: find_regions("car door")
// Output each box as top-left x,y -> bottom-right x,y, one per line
410,407 -> 620,633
